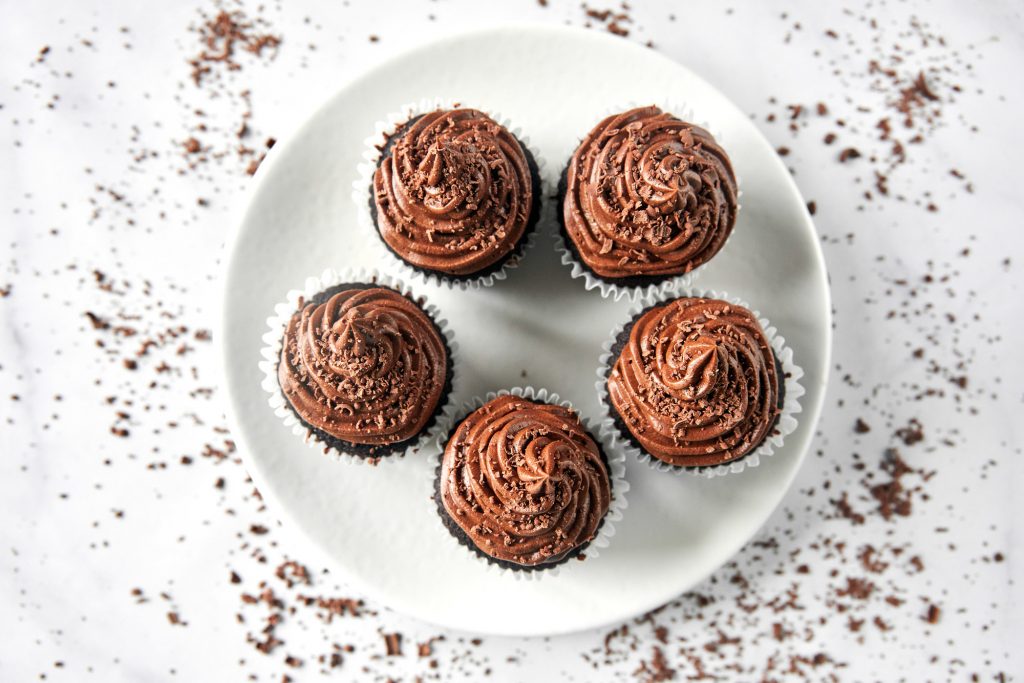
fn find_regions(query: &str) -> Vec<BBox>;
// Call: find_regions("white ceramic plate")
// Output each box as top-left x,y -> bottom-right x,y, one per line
218,25 -> 831,637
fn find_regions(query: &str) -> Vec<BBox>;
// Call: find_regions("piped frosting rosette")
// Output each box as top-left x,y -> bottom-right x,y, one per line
355,99 -> 546,290
556,103 -> 741,302
597,287 -> 802,478
259,268 -> 458,465
430,387 -> 628,579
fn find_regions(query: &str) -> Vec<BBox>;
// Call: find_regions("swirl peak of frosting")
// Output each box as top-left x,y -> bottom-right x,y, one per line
373,108 -> 535,276
278,285 -> 448,452
607,297 -> 779,467
439,396 -> 611,567
562,106 -> 738,279
666,337 -> 720,401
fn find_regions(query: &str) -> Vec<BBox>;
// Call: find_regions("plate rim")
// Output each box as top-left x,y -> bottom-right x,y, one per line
216,22 -> 833,637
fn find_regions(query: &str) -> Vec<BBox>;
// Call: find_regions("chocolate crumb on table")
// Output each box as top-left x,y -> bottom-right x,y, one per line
382,632 -> 402,657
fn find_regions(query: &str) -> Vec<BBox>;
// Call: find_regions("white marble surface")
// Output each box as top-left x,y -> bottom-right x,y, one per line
1,1 -> 1021,681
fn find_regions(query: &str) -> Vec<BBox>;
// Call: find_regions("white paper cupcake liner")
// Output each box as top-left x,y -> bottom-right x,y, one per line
596,286 -> 803,478
555,100 -> 743,303
429,386 -> 629,580
354,98 -> 548,291
258,267 -> 460,466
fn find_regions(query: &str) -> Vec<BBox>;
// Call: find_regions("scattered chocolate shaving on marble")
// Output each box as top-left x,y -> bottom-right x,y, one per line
383,632 -> 403,656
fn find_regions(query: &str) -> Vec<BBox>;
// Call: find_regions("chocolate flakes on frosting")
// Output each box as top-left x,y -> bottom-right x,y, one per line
277,284 -> 449,457
372,108 -> 540,278
437,395 -> 611,569
560,106 -> 738,281
607,297 -> 779,468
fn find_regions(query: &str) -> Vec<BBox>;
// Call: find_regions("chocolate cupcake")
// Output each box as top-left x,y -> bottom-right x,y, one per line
362,105 -> 542,285
598,291 -> 803,476
434,389 -> 621,572
261,269 -> 455,463
558,106 -> 739,300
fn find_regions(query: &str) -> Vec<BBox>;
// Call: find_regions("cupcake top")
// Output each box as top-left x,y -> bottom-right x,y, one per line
439,395 -> 611,568
278,284 -> 448,452
607,297 -> 778,468
372,108 -> 535,277
562,106 -> 738,280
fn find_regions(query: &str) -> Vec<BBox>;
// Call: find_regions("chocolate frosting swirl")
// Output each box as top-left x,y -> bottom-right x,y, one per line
278,285 -> 448,452
439,396 -> 611,567
562,106 -> 738,279
373,109 -> 536,276
607,297 -> 779,468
